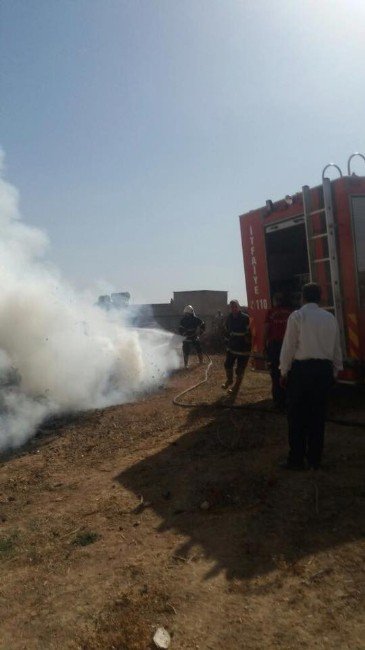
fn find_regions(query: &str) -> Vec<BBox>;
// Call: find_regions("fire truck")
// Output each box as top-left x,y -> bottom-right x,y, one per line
240,152 -> 365,383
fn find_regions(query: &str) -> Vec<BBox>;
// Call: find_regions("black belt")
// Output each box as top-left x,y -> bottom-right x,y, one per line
293,359 -> 332,365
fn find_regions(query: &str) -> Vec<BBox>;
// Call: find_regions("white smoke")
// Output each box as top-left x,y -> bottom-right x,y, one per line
0,153 -> 180,449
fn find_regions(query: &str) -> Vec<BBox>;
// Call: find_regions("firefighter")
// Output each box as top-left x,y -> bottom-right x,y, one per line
179,305 -> 205,368
222,300 -> 251,395
263,292 -> 292,408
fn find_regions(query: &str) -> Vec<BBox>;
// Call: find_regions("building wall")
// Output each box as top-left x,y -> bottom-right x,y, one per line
173,290 -> 227,315
172,290 -> 228,333
97,290 -> 234,334
133,290 -> 229,333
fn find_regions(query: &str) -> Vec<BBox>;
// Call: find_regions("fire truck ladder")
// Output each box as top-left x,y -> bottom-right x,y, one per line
302,164 -> 346,353
347,152 -> 365,175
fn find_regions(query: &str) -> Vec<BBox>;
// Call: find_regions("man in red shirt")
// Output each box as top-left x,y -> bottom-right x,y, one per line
263,293 -> 292,408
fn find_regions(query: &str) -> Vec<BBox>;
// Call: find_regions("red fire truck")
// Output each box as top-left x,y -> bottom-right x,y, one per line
240,153 -> 365,383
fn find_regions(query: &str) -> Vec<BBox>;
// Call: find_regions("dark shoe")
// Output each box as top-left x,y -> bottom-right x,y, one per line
279,461 -> 305,471
274,400 -> 286,412
221,380 -> 233,390
228,379 -> 243,395
308,464 -> 321,471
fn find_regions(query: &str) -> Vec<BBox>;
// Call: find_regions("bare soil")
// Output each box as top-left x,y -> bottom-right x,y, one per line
0,355 -> 364,649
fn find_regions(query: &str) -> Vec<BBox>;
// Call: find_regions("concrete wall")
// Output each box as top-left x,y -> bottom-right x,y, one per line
133,290 -> 229,333
97,289 -> 235,334
131,303 -> 181,332
172,290 -> 228,333
173,290 -> 227,314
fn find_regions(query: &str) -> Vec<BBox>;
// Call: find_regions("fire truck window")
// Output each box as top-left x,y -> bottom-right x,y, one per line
352,196 -> 365,307
265,223 -> 309,308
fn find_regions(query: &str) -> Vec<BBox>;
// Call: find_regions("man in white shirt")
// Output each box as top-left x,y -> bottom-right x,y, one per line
279,283 -> 343,470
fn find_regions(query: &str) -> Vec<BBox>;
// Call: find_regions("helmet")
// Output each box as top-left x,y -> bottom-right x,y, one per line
183,305 -> 194,314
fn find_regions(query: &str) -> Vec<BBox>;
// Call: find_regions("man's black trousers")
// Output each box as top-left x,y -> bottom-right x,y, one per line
287,359 -> 333,468
224,351 -> 248,378
183,339 -> 202,356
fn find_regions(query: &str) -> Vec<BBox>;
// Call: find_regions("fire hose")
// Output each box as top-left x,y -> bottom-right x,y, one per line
172,354 -> 365,427
172,352 -> 214,407
173,350 -> 275,410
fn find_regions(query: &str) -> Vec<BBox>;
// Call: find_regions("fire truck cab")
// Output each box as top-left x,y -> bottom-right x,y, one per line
240,153 -> 365,383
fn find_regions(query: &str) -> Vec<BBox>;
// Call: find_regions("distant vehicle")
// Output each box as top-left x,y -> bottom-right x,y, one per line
240,153 -> 365,383
111,292 -> 130,308
97,292 -> 130,310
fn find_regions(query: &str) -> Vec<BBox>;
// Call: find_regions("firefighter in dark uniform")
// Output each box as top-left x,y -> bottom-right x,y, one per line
179,305 -> 205,368
222,300 -> 251,395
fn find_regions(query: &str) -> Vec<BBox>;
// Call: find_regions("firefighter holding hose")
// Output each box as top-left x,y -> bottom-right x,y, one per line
179,305 -> 205,368
222,299 -> 251,395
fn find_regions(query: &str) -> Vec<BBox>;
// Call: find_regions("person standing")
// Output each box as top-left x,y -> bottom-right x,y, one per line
263,293 -> 292,408
279,283 -> 343,470
179,305 -> 205,368
222,300 -> 251,395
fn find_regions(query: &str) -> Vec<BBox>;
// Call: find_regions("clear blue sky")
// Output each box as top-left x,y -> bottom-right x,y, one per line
1,0 -> 365,304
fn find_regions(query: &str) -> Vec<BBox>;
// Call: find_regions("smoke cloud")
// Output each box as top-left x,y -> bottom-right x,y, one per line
0,153 -> 179,449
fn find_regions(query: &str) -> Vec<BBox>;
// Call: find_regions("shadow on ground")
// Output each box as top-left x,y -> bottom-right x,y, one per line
116,397 -> 365,582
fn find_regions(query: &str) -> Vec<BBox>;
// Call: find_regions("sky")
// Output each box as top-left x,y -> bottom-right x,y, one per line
1,0 -> 365,305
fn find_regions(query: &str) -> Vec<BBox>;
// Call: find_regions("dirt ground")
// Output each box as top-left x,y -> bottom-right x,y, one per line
0,355 -> 364,650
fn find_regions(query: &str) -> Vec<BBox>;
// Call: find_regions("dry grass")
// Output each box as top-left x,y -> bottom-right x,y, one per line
0,356 -> 364,649
74,590 -> 170,650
